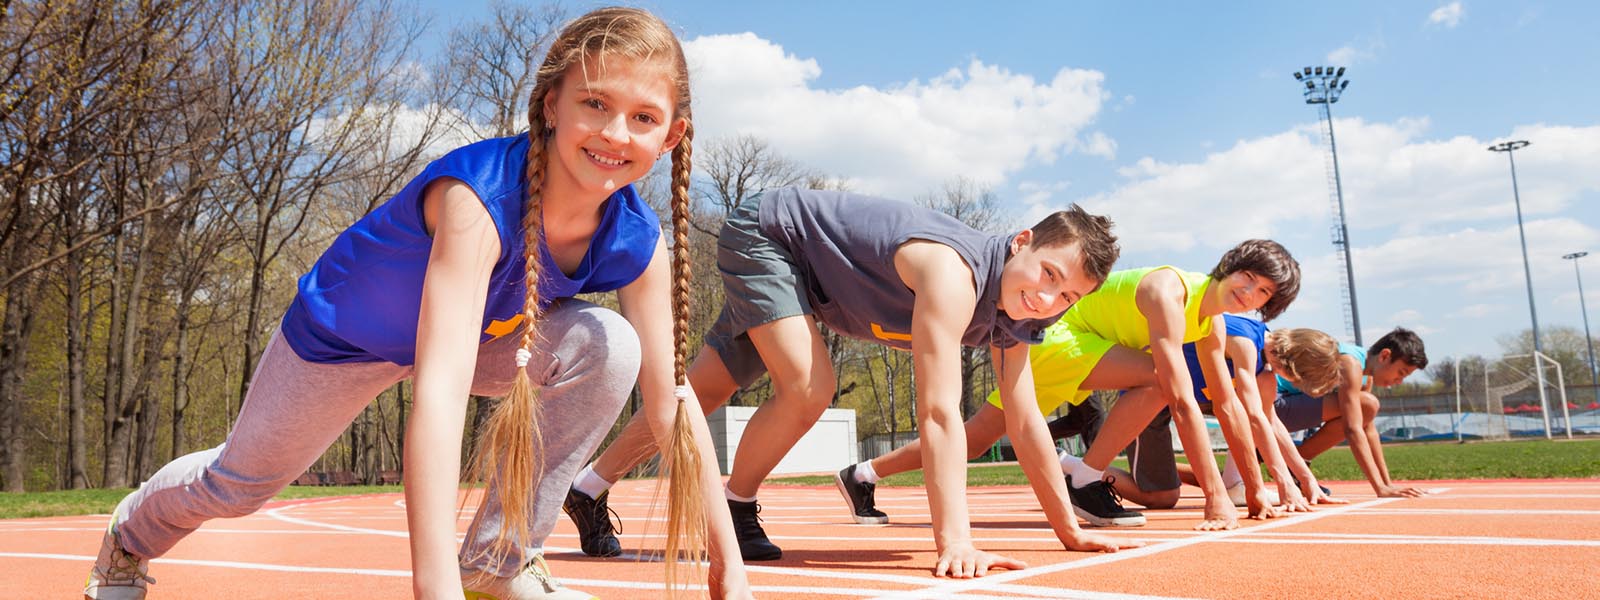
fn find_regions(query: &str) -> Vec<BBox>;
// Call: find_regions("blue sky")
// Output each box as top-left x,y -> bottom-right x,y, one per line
413,1 -> 1600,369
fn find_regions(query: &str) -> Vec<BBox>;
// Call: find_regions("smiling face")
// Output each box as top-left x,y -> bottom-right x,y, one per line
1215,270 -> 1278,315
997,231 -> 1099,320
542,55 -> 684,199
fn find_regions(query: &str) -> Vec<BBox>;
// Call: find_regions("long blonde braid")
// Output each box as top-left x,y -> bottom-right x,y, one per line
660,120 -> 703,592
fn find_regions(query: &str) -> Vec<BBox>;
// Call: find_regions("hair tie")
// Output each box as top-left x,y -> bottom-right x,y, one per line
673,385 -> 690,401
515,348 -> 532,368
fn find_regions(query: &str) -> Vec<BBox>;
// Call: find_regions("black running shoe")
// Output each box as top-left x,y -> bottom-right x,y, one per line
1066,475 -> 1146,527
833,465 -> 889,524
562,488 -> 622,557
727,499 -> 782,561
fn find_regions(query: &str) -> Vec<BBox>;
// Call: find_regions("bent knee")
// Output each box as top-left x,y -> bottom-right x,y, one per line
1144,488 -> 1181,510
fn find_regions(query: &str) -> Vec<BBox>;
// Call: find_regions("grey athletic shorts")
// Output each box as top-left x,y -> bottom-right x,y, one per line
1275,392 -> 1326,433
704,196 -> 813,387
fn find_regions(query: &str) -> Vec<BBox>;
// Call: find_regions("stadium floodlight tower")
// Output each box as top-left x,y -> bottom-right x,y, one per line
1563,251 -> 1599,387
1489,139 -> 1551,437
1294,65 -> 1362,345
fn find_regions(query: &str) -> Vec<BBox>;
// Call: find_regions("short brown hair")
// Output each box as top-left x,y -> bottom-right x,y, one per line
1211,239 -> 1300,322
1029,204 -> 1119,283
1267,328 -> 1342,397
1370,327 -> 1428,368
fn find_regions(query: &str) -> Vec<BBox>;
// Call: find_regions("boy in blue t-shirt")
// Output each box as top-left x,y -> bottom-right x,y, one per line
1275,327 -> 1429,498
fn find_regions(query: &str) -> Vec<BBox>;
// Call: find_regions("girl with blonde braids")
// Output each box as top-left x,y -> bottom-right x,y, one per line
84,7 -> 750,600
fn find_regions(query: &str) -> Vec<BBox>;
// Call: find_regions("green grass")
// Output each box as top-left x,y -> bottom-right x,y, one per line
0,484 -> 404,520
769,437 -> 1600,487
7,438 -> 1596,519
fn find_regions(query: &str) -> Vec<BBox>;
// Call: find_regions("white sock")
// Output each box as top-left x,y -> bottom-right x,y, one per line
724,486 -> 757,503
1221,455 -> 1244,489
854,461 -> 880,484
1059,451 -> 1084,474
571,464 -> 614,499
1069,461 -> 1104,489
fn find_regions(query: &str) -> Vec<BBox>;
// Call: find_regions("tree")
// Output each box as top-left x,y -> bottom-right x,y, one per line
1496,326 -> 1599,386
442,1 -> 565,139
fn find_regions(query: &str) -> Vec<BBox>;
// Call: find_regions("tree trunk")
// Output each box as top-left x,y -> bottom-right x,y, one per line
0,269 -> 39,492
104,210 -> 154,488
170,309 -> 190,460
64,235 -> 90,489
133,321 -> 164,481
101,229 -> 125,486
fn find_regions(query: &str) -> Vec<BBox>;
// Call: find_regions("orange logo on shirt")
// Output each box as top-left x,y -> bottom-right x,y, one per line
871,323 -> 912,342
484,314 -> 524,339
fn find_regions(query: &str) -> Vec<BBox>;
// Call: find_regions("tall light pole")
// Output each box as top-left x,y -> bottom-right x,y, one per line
1563,251 -> 1598,386
1488,141 -> 1542,357
1294,65 -> 1363,345
1489,139 -> 1550,437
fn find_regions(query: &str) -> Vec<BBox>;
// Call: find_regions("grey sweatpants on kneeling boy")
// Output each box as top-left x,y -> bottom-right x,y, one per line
114,299 -> 639,577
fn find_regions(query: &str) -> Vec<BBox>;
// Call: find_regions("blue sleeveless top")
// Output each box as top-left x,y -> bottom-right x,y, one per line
1278,343 -> 1367,396
1184,315 -> 1268,405
280,134 -> 661,365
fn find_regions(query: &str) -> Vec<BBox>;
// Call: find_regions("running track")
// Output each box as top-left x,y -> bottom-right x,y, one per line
5,479 -> 1599,598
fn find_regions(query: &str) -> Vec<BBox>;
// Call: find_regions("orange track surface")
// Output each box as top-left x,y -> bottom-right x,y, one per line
6,479 -> 1599,599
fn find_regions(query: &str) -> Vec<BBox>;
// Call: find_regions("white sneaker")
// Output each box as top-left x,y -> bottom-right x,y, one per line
83,514 -> 154,599
462,555 -> 597,600
1226,482 -> 1279,508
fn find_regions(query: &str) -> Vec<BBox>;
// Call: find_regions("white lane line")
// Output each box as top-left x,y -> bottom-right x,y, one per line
1352,508 -> 1600,516
0,552 -> 1018,598
1207,537 -> 1600,547
1425,494 -> 1600,499
877,493 -> 1422,600
263,500 -> 1188,599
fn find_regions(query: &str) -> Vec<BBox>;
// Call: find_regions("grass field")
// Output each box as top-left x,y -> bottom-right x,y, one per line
767,437 -> 1600,487
0,485 -> 405,520
5,438 -> 1595,519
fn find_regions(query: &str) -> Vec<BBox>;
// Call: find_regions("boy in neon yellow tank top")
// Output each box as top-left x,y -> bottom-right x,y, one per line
841,240 -> 1301,531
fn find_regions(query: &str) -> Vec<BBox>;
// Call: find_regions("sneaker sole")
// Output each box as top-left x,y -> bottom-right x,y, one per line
832,472 -> 889,525
1072,504 -> 1146,527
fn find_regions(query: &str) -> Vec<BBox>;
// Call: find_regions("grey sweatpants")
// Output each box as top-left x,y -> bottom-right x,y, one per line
115,299 -> 639,577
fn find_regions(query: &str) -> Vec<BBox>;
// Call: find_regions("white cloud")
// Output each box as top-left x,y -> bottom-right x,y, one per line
683,33 -> 1112,198
1450,303 -> 1505,319
1389,309 -> 1425,323
1327,46 -> 1367,66
1064,117 -> 1600,354
1074,120 -> 1600,257
1428,2 -> 1465,28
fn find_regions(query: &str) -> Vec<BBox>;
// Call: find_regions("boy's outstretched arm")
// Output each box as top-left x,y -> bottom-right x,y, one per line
993,343 -> 1143,554
1197,322 -> 1280,520
1219,333 -> 1296,514
1137,271 -> 1237,530
898,241 -> 1025,578
1330,359 -> 1418,497
1358,390 -> 1424,497
1257,371 -> 1343,505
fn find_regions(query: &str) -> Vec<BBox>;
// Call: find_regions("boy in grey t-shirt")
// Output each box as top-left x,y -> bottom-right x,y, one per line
564,187 -> 1139,575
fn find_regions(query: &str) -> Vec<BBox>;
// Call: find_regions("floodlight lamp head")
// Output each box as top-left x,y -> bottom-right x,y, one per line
1564,251 -> 1590,260
1341,80 -> 1350,90
1336,66 -> 1346,77
1315,66 -> 1323,75
1294,71 -> 1304,80
1304,66 -> 1313,76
